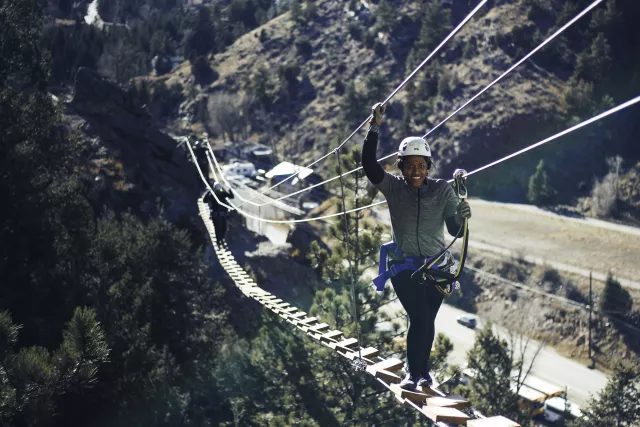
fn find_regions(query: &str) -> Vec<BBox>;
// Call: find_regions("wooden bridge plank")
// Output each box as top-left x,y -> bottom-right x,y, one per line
343,352 -> 376,365
390,384 -> 430,403
320,330 -> 344,343
308,323 -> 329,332
298,317 -> 318,326
425,395 -> 470,410
373,369 -> 402,384
367,358 -> 404,374
338,347 -> 379,365
331,338 -> 359,351
420,406 -> 469,424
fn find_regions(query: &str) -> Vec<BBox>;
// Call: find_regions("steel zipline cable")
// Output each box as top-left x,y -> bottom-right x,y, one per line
222,0 -> 605,211
196,94 -> 640,224
234,0 -> 489,209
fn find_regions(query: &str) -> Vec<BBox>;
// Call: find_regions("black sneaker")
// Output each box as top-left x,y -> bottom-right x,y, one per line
416,373 -> 433,388
399,373 -> 417,391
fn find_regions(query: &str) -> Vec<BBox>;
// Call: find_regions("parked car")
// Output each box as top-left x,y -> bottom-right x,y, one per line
221,161 -> 257,178
456,315 -> 477,329
544,397 -> 583,424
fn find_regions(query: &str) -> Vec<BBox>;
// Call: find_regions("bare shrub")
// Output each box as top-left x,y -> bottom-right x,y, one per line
207,92 -> 249,142
591,156 -> 623,217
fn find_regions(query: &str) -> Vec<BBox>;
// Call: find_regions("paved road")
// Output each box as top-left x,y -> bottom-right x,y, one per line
379,301 -> 608,407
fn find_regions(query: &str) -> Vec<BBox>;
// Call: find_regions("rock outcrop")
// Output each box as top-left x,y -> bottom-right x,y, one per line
68,67 -> 199,222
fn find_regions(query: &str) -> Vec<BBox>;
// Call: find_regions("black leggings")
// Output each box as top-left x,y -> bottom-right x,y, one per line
391,269 -> 444,377
213,216 -> 227,244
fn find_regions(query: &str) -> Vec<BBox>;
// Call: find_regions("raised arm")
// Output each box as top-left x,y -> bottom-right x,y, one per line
361,102 -> 386,185
362,129 -> 384,185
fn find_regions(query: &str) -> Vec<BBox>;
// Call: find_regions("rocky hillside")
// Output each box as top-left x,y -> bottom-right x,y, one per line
455,252 -> 640,372
155,0 -> 640,218
65,67 -> 200,223
175,0 -> 564,165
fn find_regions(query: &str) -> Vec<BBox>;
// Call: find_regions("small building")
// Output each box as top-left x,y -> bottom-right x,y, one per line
224,141 -> 275,169
264,161 -> 329,206
265,161 -> 313,187
222,161 -> 257,178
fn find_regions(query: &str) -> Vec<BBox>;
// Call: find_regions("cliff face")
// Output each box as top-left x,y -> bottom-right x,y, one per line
67,67 -> 199,222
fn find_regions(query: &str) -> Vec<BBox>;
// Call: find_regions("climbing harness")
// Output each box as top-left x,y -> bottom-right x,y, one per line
372,169 -> 470,297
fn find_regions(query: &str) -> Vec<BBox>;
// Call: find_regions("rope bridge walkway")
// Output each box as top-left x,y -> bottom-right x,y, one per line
198,197 -> 520,427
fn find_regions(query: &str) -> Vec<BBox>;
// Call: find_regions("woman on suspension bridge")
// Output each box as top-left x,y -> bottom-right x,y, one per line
362,102 -> 472,391
204,182 -> 234,247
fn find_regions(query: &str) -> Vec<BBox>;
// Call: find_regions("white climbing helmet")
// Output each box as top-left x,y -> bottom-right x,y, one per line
398,136 -> 431,158
213,182 -> 222,191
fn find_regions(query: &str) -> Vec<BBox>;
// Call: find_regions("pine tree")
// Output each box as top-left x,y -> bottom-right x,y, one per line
599,274 -> 633,318
374,0 -> 394,33
527,159 -> 554,205
340,82 -> 365,129
570,361 -> 640,427
457,324 -> 520,420
303,1 -> 318,22
430,333 -> 454,382
400,83 -> 417,135
364,69 -> 387,105
248,64 -> 274,108
564,76 -> 595,116
573,33 -> 612,83
0,308 -> 108,425
589,33 -> 613,82
290,0 -> 302,23
415,0 -> 452,59
588,0 -> 622,38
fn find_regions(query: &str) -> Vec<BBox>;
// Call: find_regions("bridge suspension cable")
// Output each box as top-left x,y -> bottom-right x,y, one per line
224,0 -> 605,211
198,94 -> 640,224
234,0 -> 488,209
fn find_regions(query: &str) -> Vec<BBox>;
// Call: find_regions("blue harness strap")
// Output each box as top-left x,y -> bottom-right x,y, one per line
372,241 -> 459,292
372,242 -> 427,291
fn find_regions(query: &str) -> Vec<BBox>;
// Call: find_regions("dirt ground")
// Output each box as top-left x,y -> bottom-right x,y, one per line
468,199 -> 640,286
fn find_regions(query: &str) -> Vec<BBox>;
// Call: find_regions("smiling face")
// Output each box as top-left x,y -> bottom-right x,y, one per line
402,155 -> 429,189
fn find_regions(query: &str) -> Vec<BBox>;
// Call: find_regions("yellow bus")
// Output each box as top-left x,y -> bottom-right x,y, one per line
512,383 -> 547,416
519,375 -> 567,400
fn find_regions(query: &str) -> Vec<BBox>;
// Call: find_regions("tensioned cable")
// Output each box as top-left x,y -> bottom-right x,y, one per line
192,139 -> 379,223
206,146 -> 310,215
462,94 -> 640,178
234,0 -> 489,209
198,94 -> 640,224
421,0 -> 604,139
335,148 -> 365,368
229,0 -> 605,210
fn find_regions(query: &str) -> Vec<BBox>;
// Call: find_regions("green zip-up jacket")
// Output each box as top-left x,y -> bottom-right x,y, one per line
362,129 -> 462,259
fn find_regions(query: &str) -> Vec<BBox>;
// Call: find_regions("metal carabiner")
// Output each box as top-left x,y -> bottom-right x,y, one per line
453,168 -> 467,200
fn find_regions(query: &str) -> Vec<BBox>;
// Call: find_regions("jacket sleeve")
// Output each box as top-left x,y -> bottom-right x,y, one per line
361,130 -> 384,185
